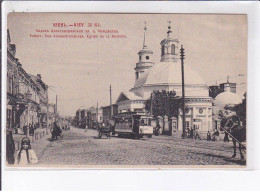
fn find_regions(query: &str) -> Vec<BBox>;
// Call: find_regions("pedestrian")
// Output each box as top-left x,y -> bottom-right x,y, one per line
6,129 -> 15,165
52,121 -> 58,140
187,127 -> 190,138
23,125 -> 27,135
190,127 -> 194,139
154,123 -> 160,136
214,129 -> 220,141
207,130 -> 211,141
15,137 -> 38,166
29,123 -> 34,136
194,128 -> 201,140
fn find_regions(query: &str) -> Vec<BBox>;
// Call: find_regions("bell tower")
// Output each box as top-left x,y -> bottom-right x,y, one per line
134,22 -> 154,80
160,21 -> 179,63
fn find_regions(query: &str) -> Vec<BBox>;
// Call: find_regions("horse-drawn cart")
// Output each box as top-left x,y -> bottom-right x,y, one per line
98,125 -> 111,139
220,115 -> 246,160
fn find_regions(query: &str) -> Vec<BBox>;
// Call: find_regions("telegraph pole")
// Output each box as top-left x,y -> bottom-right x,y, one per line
110,85 -> 112,118
150,92 -> 153,116
96,102 -> 99,122
180,45 -> 186,138
55,95 -> 58,121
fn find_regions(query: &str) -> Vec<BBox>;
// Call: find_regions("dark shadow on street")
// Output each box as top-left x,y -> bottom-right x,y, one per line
189,151 -> 246,165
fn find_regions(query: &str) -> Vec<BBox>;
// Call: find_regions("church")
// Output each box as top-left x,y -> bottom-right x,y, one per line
116,22 -> 213,133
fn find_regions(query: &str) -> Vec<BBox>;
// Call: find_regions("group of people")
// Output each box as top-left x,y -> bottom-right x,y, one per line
207,129 -> 222,141
187,127 -> 201,140
21,123 -> 38,136
6,129 -> 38,166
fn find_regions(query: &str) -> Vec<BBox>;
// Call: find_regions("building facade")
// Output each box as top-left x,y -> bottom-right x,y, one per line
6,30 -> 20,129
101,104 -> 118,122
7,30 -> 49,133
116,23 -> 213,133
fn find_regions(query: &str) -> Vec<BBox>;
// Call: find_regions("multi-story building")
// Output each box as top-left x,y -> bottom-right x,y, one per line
7,29 -> 49,132
7,30 -> 20,129
29,74 -> 48,128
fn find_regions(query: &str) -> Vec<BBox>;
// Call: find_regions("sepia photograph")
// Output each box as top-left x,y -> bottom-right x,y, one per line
5,13 -> 247,168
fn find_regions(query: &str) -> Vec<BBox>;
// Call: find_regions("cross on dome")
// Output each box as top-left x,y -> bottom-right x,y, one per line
167,20 -> 173,38
143,21 -> 147,49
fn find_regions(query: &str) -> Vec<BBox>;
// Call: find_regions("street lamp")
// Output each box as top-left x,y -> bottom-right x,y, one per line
25,90 -> 32,137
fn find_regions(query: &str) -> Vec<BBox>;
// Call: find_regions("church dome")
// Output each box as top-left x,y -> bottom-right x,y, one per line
134,61 -> 205,88
215,91 -> 242,106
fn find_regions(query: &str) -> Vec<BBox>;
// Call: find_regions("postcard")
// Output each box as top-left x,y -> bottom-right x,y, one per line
4,12 -> 247,168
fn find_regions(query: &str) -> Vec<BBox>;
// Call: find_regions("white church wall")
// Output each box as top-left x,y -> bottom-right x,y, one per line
140,85 -> 209,99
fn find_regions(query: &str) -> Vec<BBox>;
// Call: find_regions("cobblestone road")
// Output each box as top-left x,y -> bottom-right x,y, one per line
36,127 -> 246,167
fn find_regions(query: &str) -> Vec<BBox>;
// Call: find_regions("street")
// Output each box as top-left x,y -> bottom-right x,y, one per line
35,127 -> 246,167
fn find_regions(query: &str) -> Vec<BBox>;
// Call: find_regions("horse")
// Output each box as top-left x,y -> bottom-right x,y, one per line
220,115 -> 246,160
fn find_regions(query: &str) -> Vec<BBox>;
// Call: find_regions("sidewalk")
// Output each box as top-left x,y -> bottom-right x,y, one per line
13,128 -> 52,157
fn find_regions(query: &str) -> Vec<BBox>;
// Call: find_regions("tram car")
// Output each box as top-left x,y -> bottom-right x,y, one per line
111,112 -> 154,139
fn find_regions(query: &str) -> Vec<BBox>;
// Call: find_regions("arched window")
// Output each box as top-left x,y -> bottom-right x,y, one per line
136,72 -> 139,80
161,45 -> 164,56
171,44 -> 175,55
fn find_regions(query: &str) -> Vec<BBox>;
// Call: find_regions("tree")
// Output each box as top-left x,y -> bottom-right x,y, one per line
224,92 -> 246,126
232,92 -> 246,125
145,90 -> 182,118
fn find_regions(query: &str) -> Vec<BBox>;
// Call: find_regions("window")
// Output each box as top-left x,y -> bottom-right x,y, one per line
171,44 -> 175,55
136,72 -> 139,80
146,56 -> 149,60
161,45 -> 164,56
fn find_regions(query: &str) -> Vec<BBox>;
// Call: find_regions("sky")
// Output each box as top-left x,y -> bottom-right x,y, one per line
7,13 -> 247,116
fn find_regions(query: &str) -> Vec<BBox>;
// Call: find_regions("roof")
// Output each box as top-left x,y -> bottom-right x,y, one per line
133,61 -> 205,89
116,91 -> 144,103
214,91 -> 242,106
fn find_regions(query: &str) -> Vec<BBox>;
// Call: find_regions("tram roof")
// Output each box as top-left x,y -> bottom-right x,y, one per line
113,112 -> 153,118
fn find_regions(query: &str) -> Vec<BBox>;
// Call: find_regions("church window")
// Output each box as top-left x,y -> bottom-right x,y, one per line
171,44 -> 175,55
139,55 -> 141,60
161,45 -> 164,56
146,56 -> 149,60
136,72 -> 139,80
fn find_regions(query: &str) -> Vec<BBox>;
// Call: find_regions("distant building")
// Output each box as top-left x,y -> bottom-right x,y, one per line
212,82 -> 242,131
220,82 -> 236,94
209,85 -> 221,99
101,104 -> 118,122
28,74 -> 48,128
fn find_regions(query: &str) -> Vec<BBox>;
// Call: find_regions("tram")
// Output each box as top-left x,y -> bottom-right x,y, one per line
111,112 -> 154,138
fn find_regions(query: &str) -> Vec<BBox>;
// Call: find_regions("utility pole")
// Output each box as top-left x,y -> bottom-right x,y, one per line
96,102 -> 99,122
110,85 -> 112,118
180,45 -> 186,138
55,95 -> 58,121
150,92 -> 153,116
